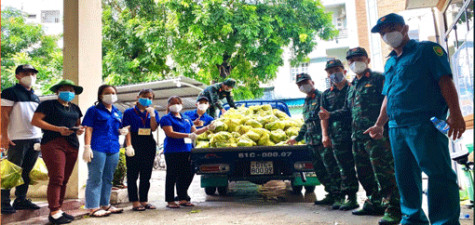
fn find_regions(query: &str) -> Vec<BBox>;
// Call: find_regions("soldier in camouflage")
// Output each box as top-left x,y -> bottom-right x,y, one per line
199,78 -> 237,118
287,73 -> 342,206
320,59 -> 359,211
320,47 -> 401,225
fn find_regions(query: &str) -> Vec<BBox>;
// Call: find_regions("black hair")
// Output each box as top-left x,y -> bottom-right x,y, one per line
95,84 -> 117,105
138,89 -> 155,98
166,96 -> 182,113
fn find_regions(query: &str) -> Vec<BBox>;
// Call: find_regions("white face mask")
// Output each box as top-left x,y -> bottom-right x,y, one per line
102,94 -> 118,104
197,103 -> 209,111
20,76 -> 36,88
350,61 -> 368,74
169,104 -> 183,113
299,84 -> 313,94
383,31 -> 404,48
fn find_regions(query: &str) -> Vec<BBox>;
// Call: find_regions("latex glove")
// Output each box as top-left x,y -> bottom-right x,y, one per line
125,145 -> 135,157
83,145 -> 94,163
119,126 -> 130,136
188,133 -> 198,140
33,143 -> 41,151
208,121 -> 216,131
146,107 -> 156,117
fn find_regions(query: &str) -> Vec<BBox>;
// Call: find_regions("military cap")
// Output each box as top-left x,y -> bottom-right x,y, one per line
196,95 -> 209,102
223,78 -> 236,88
15,64 -> 38,74
295,73 -> 312,83
325,59 -> 344,70
346,47 -> 368,59
371,13 -> 405,33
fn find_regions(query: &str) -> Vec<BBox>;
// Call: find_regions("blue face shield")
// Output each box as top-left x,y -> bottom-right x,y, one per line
138,98 -> 152,107
58,91 -> 75,102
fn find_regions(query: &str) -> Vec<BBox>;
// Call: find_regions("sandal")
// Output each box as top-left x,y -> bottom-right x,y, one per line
89,209 -> 111,217
142,203 -> 156,209
104,205 -> 124,214
166,203 -> 180,209
179,202 -> 195,207
132,205 -> 146,211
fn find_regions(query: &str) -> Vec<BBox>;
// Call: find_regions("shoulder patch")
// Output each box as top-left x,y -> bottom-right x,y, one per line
433,46 -> 444,56
365,84 -> 373,88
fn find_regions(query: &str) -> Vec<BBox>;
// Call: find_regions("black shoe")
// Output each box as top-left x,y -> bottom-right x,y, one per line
1,203 -> 16,214
62,212 -> 75,221
48,215 -> 72,224
12,198 -> 40,210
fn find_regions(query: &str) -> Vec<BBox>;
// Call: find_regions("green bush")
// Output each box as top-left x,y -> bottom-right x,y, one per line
113,148 -> 127,187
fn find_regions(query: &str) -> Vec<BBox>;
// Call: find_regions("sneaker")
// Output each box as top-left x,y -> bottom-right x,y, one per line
62,212 -> 75,221
331,198 -> 344,210
12,198 -> 40,210
1,203 -> 16,214
340,194 -> 359,211
48,214 -> 72,224
314,195 -> 334,205
378,212 -> 401,225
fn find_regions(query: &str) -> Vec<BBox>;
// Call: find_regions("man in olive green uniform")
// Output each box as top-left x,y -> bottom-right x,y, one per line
287,73 -> 341,206
320,59 -> 359,211
320,48 -> 401,225
199,78 -> 237,118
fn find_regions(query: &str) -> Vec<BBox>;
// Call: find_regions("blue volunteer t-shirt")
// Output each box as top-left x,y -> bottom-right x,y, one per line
382,40 -> 451,128
183,109 -> 214,129
122,106 -> 160,132
82,103 -> 123,154
159,113 -> 193,153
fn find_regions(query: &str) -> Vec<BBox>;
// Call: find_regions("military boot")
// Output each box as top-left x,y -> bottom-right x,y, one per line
331,197 -> 344,210
314,194 -> 334,205
352,199 -> 385,216
378,211 -> 401,225
339,194 -> 359,211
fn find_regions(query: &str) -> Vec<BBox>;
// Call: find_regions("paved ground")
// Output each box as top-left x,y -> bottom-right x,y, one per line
72,170 -> 474,225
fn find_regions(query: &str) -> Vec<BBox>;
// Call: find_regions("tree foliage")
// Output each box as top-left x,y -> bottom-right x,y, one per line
1,7 -> 63,95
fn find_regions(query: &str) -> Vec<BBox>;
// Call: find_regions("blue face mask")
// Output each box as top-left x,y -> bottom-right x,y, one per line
138,98 -> 152,107
58,91 -> 75,102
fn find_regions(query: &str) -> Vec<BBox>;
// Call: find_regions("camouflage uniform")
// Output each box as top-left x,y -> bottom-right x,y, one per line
295,89 -> 341,198
321,83 -> 358,196
332,70 -> 400,215
199,82 -> 236,118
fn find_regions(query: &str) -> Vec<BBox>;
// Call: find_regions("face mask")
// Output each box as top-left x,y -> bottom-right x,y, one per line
383,31 -> 404,48
138,98 -> 152,107
330,72 -> 345,84
224,88 -> 232,92
58,91 -> 75,102
299,84 -> 313,94
169,104 -> 183,113
102,94 -> 118,104
197,103 -> 209,111
20,76 -> 36,88
349,61 -> 367,74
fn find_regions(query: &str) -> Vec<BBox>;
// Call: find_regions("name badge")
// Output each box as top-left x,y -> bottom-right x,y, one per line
138,128 -> 151,136
184,138 -> 192,144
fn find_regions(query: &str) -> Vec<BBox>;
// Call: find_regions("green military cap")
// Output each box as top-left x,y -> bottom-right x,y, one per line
371,13 -> 405,33
346,47 -> 368,59
223,78 -> 236,87
49,79 -> 84,94
325,59 -> 344,70
295,73 -> 312,83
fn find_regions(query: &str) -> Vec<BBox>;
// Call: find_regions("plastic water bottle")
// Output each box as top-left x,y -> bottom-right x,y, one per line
430,117 -> 460,143
459,212 -> 470,220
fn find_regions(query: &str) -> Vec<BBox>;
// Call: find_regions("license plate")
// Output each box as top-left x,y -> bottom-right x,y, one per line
250,161 -> 273,175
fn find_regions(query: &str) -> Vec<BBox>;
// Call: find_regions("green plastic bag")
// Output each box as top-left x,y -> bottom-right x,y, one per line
1,159 -> 24,189
29,158 -> 49,185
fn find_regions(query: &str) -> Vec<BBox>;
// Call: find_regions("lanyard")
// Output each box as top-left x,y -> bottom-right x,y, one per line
133,108 -> 149,127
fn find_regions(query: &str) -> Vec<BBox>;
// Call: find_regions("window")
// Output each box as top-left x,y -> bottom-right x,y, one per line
290,63 -> 309,81
41,10 -> 60,23
326,4 -> 347,38
28,14 -> 37,19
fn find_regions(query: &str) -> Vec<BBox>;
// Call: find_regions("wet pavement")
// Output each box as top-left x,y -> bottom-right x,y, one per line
71,170 -> 474,225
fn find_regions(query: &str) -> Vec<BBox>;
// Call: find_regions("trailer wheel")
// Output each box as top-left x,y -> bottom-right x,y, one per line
304,186 -> 315,193
291,185 -> 303,194
204,187 -> 217,195
217,186 -> 228,195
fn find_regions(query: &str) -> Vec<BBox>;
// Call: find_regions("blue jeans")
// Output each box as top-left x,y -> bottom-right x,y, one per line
85,150 -> 119,209
389,121 -> 460,225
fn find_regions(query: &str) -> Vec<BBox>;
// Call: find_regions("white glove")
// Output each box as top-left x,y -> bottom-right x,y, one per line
119,126 -> 130,136
125,145 -> 135,157
83,145 -> 94,163
208,121 -> 216,131
146,107 -> 156,117
33,143 -> 41,151
188,133 -> 198,140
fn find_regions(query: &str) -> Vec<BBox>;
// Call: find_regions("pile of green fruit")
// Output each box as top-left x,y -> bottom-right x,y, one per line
195,105 -> 305,148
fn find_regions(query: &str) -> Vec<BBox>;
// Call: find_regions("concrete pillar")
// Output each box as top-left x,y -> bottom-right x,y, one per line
63,0 -> 102,199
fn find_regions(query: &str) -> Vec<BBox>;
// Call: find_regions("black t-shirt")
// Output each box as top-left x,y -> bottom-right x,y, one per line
35,100 -> 83,148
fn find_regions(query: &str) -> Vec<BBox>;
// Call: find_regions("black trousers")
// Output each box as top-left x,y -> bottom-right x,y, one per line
1,139 -> 40,204
164,152 -> 193,202
126,133 -> 156,202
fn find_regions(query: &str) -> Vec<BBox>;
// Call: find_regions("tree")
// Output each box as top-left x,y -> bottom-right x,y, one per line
1,7 -> 63,95
103,0 -> 337,99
